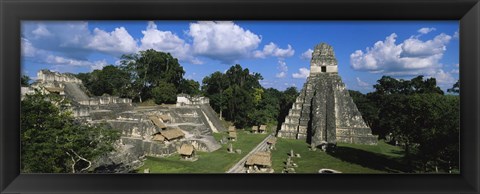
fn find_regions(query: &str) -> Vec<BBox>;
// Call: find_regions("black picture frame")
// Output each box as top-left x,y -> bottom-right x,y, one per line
1,0 -> 479,193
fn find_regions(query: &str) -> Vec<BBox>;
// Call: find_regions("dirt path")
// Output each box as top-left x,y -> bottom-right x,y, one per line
226,133 -> 273,173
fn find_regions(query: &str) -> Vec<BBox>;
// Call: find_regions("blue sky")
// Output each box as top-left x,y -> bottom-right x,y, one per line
21,21 -> 459,93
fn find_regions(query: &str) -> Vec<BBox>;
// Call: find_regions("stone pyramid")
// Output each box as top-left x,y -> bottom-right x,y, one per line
276,43 -> 378,147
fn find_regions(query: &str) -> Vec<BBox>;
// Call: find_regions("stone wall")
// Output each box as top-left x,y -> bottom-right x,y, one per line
37,69 -> 82,84
176,94 -> 210,106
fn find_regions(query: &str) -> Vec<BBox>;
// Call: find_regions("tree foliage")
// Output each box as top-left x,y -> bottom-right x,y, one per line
350,76 -> 459,172
152,81 -> 177,104
119,49 -> 185,103
76,49 -> 198,104
21,91 -> 119,173
21,75 -> 31,87
77,65 -> 130,97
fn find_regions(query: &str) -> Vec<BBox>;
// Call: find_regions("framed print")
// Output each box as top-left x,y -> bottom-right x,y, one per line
1,0 -> 479,193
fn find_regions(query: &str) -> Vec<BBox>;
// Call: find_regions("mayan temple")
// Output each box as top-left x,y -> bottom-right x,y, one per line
277,43 -> 378,148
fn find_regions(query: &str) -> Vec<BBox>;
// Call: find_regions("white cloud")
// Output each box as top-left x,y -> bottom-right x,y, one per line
292,67 -> 310,79
356,77 -> 370,87
23,21 -> 139,59
45,55 -> 107,68
401,33 -> 451,58
300,49 -> 313,60
350,30 -> 453,76
21,38 -> 37,57
32,24 -> 52,38
90,60 -> 108,71
188,21 -> 261,64
88,27 -> 138,55
275,60 -> 289,78
254,42 -> 295,59
140,21 -> 201,64
430,69 -> 456,89
276,72 -> 286,78
418,27 -> 436,34
453,31 -> 459,39
278,60 -> 288,72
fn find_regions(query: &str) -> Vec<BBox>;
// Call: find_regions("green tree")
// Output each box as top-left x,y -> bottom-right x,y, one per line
120,49 -> 185,102
21,91 -> 119,173
202,71 -> 228,119
202,65 -> 263,128
249,88 -> 282,126
179,79 -> 201,96
447,80 -> 460,94
151,81 -> 177,104
21,75 -> 31,87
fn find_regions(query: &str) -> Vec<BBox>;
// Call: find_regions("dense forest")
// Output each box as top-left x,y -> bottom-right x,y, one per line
22,49 -> 459,173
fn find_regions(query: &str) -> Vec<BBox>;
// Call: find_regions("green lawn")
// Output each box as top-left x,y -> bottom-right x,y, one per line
137,123 -> 413,174
137,130 -> 269,173
270,138 -> 412,173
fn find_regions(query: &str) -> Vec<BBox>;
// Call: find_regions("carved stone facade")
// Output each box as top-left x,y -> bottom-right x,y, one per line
277,43 -> 377,147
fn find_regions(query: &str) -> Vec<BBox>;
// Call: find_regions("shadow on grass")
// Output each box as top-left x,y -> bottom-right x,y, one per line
327,146 -> 414,173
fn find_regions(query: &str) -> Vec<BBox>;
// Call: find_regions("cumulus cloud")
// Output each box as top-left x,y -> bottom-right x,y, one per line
275,60 -> 288,78
188,21 -> 261,64
32,24 -> 53,38
430,69 -> 456,89
140,21 -> 201,64
350,30 -> 453,76
21,38 -> 38,58
253,42 -> 295,59
23,21 -> 139,60
292,67 -> 310,79
418,27 -> 436,34
356,77 -> 370,88
88,27 -> 138,55
453,31 -> 459,39
45,55 -> 107,68
276,72 -> 286,78
300,49 -> 313,60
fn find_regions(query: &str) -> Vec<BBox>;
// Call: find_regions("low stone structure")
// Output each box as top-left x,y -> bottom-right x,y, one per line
176,94 -> 209,106
276,43 -> 378,149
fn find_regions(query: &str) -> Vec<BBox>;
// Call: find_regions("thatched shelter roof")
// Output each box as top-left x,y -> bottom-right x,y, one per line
259,125 -> 267,131
152,133 -> 165,141
245,152 -> 271,167
267,137 -> 277,144
228,126 -> 236,132
251,126 -> 258,131
159,115 -> 171,122
179,144 -> 194,156
149,116 -> 166,129
228,131 -> 237,138
160,128 -> 185,140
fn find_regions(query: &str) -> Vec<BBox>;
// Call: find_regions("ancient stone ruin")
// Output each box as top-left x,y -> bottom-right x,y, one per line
21,70 -> 226,172
277,43 -> 378,149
